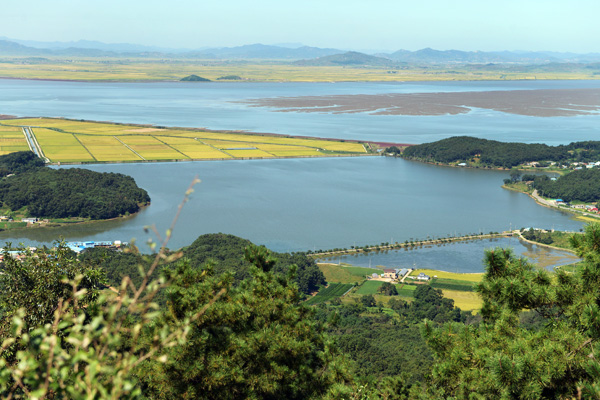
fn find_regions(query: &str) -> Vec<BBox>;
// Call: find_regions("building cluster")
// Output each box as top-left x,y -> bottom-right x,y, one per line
382,268 -> 410,280
0,216 -> 50,224
525,161 -> 600,169
554,199 -> 599,213
0,247 -> 38,262
66,240 -> 126,253
0,241 -> 126,263
369,268 -> 432,282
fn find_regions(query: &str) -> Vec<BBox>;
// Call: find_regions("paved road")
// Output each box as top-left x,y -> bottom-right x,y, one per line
531,190 -> 555,207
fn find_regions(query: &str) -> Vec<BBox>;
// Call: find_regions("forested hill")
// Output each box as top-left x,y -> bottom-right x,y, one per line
530,168 -> 600,203
0,151 -> 149,220
400,136 -> 579,168
0,150 -> 45,176
79,233 -> 326,295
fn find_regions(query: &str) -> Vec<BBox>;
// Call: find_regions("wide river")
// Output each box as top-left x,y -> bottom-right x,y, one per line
0,79 -> 596,269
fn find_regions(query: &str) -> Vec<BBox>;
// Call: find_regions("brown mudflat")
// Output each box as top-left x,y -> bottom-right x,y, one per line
241,88 -> 600,117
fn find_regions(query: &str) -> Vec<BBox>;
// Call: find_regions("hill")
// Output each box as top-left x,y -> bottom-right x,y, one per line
293,51 -> 394,66
400,136 -> 570,168
0,151 -> 150,220
532,169 -> 600,203
79,232 -> 326,295
187,43 -> 343,60
180,74 -> 210,81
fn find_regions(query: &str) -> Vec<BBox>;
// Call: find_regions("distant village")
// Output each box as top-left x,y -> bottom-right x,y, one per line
553,199 -> 599,214
0,240 -> 127,262
367,267 -> 432,283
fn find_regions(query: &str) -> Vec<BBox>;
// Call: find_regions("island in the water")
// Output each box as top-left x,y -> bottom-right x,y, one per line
0,151 -> 150,230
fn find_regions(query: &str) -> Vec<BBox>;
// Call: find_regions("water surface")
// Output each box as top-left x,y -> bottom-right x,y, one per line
1,79 -> 599,145
0,157 -> 583,252
321,237 -> 579,273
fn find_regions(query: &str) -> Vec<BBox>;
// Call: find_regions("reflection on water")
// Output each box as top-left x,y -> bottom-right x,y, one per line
321,237 -> 579,273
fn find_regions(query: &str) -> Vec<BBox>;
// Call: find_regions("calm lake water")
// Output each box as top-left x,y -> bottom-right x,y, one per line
0,157 -> 584,253
321,237 -> 579,273
0,79 -> 594,263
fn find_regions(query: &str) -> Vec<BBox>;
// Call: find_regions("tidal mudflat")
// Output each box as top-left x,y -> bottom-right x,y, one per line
241,88 -> 600,117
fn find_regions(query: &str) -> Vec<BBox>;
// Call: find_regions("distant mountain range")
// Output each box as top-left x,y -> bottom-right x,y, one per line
1,37 -> 599,64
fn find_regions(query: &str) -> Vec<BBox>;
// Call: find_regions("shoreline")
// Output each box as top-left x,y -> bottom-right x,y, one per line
0,202 -> 150,233
48,152 -> 378,166
502,184 -> 600,222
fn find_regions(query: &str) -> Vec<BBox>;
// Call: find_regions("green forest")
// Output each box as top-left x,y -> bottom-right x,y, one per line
78,233 -> 326,296
528,169 -> 600,203
3,224 -> 600,398
0,151 -> 150,219
399,136 -> 600,168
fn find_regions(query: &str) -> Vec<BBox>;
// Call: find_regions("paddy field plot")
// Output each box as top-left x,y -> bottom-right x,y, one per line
0,126 -> 29,155
0,118 -> 370,163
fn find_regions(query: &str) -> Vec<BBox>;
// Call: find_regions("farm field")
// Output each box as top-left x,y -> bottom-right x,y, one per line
430,278 -> 476,292
0,59 -> 596,82
396,283 -> 417,297
304,283 -> 354,305
0,126 -> 29,155
0,117 -> 370,163
441,289 -> 482,311
317,263 -> 378,284
408,269 -> 484,282
355,280 -> 384,295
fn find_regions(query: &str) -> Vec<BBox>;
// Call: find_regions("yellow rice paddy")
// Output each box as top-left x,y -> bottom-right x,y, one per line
0,117 -> 370,163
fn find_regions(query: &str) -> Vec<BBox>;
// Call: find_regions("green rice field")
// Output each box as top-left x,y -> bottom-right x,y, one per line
305,283 -> 354,305
355,280 -> 384,295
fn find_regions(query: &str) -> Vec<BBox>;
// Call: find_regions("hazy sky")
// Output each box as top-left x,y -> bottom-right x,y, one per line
2,0 -> 599,52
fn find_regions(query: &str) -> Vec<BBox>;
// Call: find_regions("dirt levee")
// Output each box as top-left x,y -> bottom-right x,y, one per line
240,88 -> 600,117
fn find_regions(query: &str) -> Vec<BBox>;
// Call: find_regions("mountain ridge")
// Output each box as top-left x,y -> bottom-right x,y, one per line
1,38 -> 599,64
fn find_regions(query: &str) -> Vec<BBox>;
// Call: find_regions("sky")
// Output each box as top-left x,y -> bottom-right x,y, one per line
2,0 -> 599,53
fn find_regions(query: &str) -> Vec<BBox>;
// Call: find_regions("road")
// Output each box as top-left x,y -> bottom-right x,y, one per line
531,189 -> 555,207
